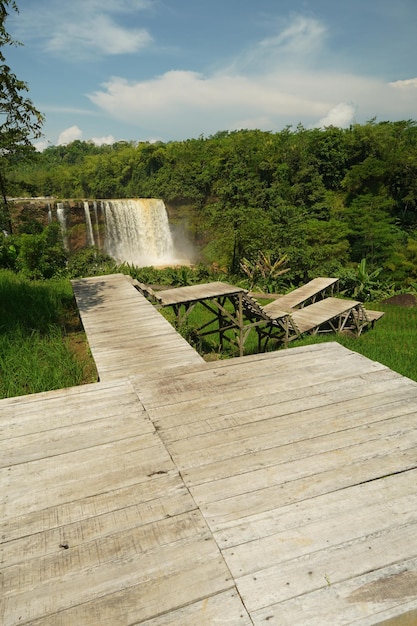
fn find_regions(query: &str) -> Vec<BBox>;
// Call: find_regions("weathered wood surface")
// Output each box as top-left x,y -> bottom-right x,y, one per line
289,296 -> 362,333
2,270 -> 417,625
155,281 -> 246,306
262,276 -> 338,314
132,341 -> 417,625
71,273 -> 204,380
0,378 -> 246,625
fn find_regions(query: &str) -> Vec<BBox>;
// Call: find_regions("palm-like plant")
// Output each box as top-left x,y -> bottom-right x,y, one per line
240,251 -> 290,291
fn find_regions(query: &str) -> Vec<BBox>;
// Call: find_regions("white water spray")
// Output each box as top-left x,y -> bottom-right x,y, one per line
103,198 -> 178,266
83,201 -> 95,247
56,203 -> 68,249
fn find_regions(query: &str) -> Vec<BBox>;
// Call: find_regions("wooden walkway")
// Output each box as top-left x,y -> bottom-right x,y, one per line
71,273 -> 204,380
1,274 -> 417,625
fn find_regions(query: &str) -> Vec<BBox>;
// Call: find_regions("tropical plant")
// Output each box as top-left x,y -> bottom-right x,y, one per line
353,258 -> 384,301
240,251 -> 290,292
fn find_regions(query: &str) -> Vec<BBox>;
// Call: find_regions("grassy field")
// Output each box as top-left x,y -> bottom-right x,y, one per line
0,270 -> 97,399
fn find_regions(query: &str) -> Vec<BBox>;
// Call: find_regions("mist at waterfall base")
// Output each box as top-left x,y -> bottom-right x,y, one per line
63,198 -> 194,268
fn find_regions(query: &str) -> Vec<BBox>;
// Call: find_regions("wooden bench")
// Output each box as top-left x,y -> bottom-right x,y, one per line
263,277 -> 339,317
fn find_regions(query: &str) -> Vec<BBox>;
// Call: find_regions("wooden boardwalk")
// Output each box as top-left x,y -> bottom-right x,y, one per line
1,274 -> 417,625
71,274 -> 204,380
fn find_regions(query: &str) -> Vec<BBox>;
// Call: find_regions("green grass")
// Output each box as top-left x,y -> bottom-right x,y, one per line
162,299 -> 417,382
0,270 -> 95,398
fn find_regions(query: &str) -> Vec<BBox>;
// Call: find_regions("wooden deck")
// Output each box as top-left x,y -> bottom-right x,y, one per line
1,274 -> 417,625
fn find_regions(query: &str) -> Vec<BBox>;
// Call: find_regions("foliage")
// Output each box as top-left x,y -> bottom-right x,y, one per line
66,247 -> 117,278
352,258 -> 384,301
0,1 -> 44,231
15,222 -> 67,279
240,251 -> 290,291
119,262 -> 230,287
7,120 -> 417,290
0,270 -> 90,397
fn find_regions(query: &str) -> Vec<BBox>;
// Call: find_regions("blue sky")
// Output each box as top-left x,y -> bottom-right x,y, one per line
6,0 -> 417,149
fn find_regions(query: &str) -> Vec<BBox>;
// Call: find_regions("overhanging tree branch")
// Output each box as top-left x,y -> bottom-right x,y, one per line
0,0 -> 44,232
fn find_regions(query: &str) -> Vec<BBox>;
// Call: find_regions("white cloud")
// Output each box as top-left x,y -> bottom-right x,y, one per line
46,15 -> 151,57
88,66 -> 417,139
88,70 -> 329,137
34,140 -> 50,152
259,15 -> 327,59
228,15 -> 327,74
58,125 -> 83,145
315,103 -> 356,128
85,14 -> 417,139
91,135 -> 116,146
389,77 -> 417,89
16,0 -> 153,59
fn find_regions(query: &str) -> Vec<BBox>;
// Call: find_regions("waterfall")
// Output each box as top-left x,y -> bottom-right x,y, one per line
52,197 -> 188,266
56,203 -> 68,249
93,201 -> 102,250
103,198 -> 177,266
83,201 -> 95,247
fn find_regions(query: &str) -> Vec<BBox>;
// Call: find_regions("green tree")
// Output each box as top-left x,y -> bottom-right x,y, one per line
0,0 -> 44,231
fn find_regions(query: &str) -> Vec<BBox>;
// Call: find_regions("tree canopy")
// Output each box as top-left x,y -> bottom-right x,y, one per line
8,120 -> 417,288
0,0 -> 44,230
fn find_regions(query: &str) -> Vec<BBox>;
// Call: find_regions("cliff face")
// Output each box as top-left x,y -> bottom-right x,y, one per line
8,198 -> 105,253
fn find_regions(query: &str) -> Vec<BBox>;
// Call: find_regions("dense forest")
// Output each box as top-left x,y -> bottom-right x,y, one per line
6,119 -> 417,289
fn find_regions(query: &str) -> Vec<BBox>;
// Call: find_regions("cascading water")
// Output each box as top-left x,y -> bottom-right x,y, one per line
83,201 -> 95,247
56,202 -> 69,249
102,198 -> 178,266
92,201 -> 102,250
54,198 -> 188,266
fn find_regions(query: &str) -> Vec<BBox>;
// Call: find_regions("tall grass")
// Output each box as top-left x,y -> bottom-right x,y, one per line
0,270 -> 92,398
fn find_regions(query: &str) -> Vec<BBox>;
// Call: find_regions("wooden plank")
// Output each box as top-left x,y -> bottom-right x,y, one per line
180,406 -> 417,487
2,471 -> 194,543
138,590 -> 252,625
262,276 -> 338,314
188,424 -> 417,508
162,387 -> 417,469
213,468 -> 417,546
251,558 -> 417,626
154,376 -> 417,444
134,342 -> 388,409
0,434 -> 174,519
1,531 -> 230,625
235,521 -> 417,613
223,485 -> 417,580
0,410 -> 152,466
143,365 -> 405,426
2,510 -> 212,591
290,297 -> 361,333
198,446 -> 417,525
71,273 -> 204,381
155,281 -> 246,306
22,559 -> 237,626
